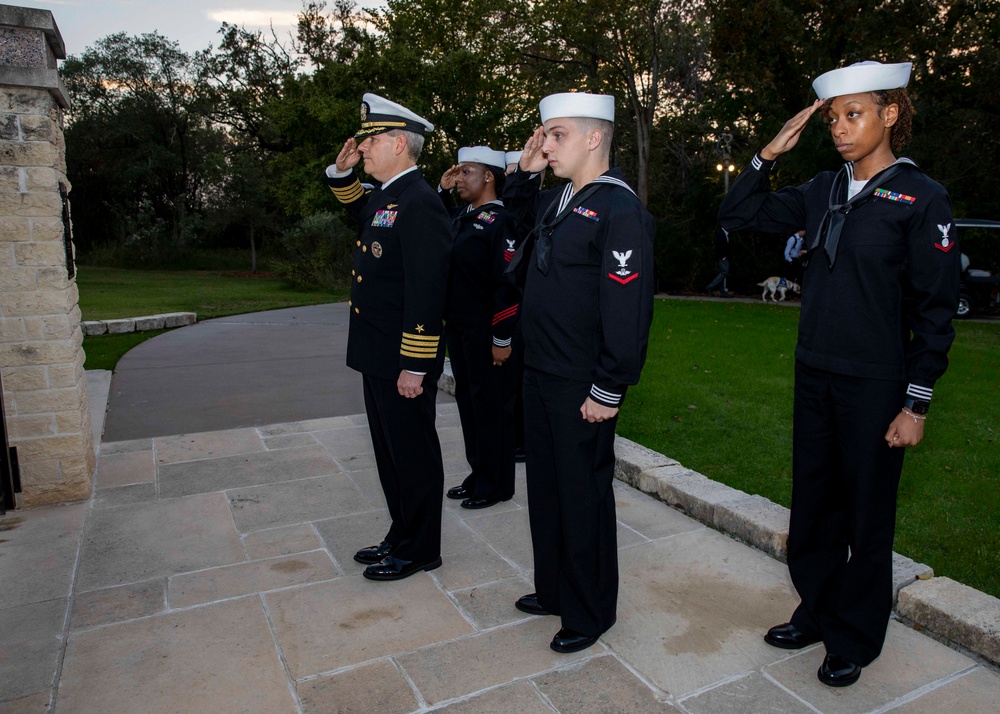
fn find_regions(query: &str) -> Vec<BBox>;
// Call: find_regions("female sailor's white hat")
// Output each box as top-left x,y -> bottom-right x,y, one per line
539,92 -> 615,123
812,61 -> 912,99
457,146 -> 507,169
504,151 -> 523,165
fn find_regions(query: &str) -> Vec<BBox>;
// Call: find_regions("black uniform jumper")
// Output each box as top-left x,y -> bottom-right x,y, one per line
719,152 -> 959,666
441,195 -> 523,502
327,167 -> 452,563
504,167 -> 655,637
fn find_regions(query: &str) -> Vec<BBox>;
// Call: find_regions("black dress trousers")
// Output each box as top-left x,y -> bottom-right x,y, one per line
523,367 -> 619,637
447,323 -> 518,501
787,361 -> 906,667
362,373 -> 444,563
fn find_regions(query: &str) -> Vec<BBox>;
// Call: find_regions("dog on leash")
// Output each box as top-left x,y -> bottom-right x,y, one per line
757,277 -> 800,302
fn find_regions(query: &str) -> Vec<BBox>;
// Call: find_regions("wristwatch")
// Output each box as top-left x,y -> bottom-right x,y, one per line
904,398 -> 930,415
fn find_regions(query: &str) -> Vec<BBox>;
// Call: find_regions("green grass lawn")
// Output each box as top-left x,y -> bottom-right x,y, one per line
77,267 -> 349,370
77,266 -> 348,320
619,299 -> 1000,598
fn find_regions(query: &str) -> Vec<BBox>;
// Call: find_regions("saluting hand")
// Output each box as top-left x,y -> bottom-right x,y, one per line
336,138 -> 361,172
580,397 -> 618,424
519,126 -> 549,173
440,165 -> 461,190
761,99 -> 824,160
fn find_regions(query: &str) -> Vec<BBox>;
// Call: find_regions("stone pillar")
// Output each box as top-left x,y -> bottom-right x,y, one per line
0,6 -> 94,506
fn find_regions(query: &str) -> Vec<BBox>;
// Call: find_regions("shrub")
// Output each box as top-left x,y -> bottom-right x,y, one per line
272,211 -> 355,290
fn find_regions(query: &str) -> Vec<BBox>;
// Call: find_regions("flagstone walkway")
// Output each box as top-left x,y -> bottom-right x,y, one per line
2,400 -> 997,713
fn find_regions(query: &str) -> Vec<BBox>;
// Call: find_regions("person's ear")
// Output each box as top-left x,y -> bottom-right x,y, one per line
883,103 -> 899,128
589,129 -> 603,151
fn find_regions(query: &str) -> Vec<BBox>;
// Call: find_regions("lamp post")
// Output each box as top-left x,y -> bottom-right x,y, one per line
716,132 -> 735,192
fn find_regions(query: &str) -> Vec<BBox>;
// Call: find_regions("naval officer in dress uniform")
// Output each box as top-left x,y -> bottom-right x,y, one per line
719,61 -> 959,686
503,93 -> 655,653
436,146 -> 522,509
325,93 -> 452,581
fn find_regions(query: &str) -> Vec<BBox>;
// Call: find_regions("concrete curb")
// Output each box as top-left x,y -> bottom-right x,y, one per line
81,312 -> 196,336
436,362 -> 999,666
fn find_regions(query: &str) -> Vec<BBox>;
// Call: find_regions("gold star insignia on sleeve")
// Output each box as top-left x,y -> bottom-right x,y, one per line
415,324 -> 425,333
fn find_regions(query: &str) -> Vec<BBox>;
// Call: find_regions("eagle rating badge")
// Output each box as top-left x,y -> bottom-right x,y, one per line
933,223 -> 954,252
608,249 -> 639,284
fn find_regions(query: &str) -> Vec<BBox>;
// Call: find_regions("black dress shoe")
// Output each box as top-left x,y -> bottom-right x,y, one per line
515,593 -> 551,616
363,555 -> 442,581
764,622 -> 821,650
550,627 -> 599,653
447,485 -> 472,500
353,540 -> 394,565
818,653 -> 862,687
461,496 -> 507,510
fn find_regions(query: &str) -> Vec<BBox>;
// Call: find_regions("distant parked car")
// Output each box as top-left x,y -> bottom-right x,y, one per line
955,219 -> 1000,318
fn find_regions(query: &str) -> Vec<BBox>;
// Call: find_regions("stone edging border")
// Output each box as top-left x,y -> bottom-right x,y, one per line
436,362 -> 1000,666
81,312 -> 196,336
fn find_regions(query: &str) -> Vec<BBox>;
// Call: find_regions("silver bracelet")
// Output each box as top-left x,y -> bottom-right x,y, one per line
902,407 -> 927,422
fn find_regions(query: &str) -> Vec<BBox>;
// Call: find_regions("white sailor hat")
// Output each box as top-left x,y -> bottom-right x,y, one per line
539,92 -> 615,123
504,151 -> 523,166
355,93 -> 434,140
812,61 -> 911,99
457,146 -> 507,170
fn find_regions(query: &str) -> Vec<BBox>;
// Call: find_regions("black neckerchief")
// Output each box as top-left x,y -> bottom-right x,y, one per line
809,160 -> 914,268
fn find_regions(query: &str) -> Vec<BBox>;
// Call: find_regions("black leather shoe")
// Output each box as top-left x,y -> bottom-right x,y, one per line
764,623 -> 821,650
515,593 -> 551,616
461,496 -> 507,510
363,555 -> 442,581
353,540 -> 394,565
818,653 -> 862,687
447,485 -> 472,500
513,447 -> 526,463
550,627 -> 599,653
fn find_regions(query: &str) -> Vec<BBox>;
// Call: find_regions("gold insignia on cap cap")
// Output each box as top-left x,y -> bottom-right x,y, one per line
360,101 -> 369,122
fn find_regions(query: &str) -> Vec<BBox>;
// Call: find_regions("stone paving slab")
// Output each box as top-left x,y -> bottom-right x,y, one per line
57,598 -> 296,714
0,598 -> 67,702
890,666 -> 1000,713
0,502 -> 85,609
296,659 -> 418,714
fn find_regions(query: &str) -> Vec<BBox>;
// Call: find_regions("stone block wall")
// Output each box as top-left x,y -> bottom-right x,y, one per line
1,8 -> 94,506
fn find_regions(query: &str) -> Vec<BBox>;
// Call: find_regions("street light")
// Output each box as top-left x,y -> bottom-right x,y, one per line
716,133 -> 734,192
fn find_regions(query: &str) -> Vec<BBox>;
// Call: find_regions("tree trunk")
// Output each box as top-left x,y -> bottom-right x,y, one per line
250,224 -> 257,274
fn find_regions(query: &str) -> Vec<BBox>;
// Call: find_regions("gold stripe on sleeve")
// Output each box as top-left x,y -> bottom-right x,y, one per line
331,180 -> 365,204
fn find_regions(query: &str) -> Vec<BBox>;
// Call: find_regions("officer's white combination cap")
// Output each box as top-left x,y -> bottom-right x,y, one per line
457,146 -> 507,170
504,151 -> 523,165
539,92 -> 615,123
812,61 -> 911,99
355,93 -> 434,139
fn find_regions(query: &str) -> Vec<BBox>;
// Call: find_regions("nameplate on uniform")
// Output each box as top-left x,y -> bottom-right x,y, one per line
873,188 -> 916,205
573,206 -> 599,221
476,211 -> 497,224
372,210 -> 398,228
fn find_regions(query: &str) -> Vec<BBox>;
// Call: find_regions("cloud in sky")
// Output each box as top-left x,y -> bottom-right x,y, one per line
205,8 -> 300,28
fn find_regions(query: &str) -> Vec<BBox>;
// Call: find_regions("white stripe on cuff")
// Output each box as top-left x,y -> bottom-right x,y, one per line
590,385 -> 622,406
493,337 -> 512,347
751,155 -> 763,171
906,384 -> 934,400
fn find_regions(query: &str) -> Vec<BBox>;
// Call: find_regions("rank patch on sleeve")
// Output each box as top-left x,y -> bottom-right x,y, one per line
504,239 -> 516,263
608,249 -> 639,284
372,210 -> 398,228
476,210 -> 497,223
933,223 -> 954,252
573,206 -> 599,221
873,188 -> 916,205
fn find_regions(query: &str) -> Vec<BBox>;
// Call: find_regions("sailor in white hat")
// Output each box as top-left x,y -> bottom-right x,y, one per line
504,150 -> 523,175
718,62 -> 959,687
433,146 -> 523,511
325,93 -> 453,582
502,93 -> 655,654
